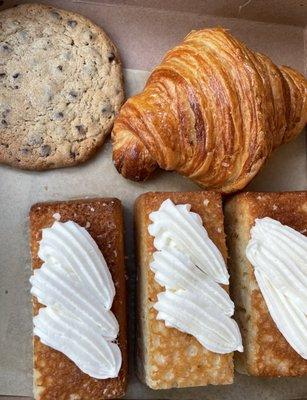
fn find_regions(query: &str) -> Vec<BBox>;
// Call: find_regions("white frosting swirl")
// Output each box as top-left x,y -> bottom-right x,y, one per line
246,217 -> 307,359
148,199 -> 229,284
149,199 -> 243,354
155,290 -> 242,354
151,248 -> 234,316
30,220 -> 122,378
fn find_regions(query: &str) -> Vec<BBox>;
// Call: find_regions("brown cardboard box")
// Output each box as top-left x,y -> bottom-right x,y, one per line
0,0 -> 306,399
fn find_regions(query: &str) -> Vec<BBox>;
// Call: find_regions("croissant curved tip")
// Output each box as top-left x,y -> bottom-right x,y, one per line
112,156 -> 151,182
112,139 -> 158,182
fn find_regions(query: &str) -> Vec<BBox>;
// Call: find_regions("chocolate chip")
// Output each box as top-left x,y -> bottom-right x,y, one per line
19,30 -> 28,40
2,109 -> 10,118
57,65 -> 63,71
71,39 -> 75,46
75,125 -> 86,135
14,85 -> 19,89
50,10 -> 62,20
101,102 -> 113,115
12,73 -> 20,79
64,52 -> 72,61
40,144 -> 51,157
70,143 -> 80,159
0,73 -> 6,78
20,147 -> 30,155
1,119 -> 7,127
54,112 -> 64,120
67,20 -> 77,28
28,135 -> 43,146
69,90 -> 78,98
1,43 -> 11,53
108,52 -> 115,62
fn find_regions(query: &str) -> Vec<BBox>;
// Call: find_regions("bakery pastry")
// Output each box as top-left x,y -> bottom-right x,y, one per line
29,198 -> 127,399
224,191 -> 307,376
135,191 -> 240,389
0,4 -> 124,170
112,28 -> 307,193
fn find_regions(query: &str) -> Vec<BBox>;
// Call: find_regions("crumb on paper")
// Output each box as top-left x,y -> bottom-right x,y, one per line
85,221 -> 91,229
238,0 -> 252,16
203,199 -> 210,206
52,212 -> 61,221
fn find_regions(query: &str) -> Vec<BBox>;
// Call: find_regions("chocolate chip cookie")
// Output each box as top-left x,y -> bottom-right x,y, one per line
0,4 -> 124,170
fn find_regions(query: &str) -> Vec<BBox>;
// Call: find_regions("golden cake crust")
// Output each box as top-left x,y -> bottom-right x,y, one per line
29,198 -> 127,399
135,191 -> 234,389
225,191 -> 307,377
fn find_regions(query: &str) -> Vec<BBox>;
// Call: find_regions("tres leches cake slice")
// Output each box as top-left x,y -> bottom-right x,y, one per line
225,191 -> 307,377
29,198 -> 127,399
135,191 -> 242,389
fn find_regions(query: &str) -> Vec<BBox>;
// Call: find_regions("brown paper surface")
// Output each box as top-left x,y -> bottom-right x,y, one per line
0,1 -> 306,398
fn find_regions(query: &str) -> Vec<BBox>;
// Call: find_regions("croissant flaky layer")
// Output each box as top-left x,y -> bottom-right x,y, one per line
112,28 -> 307,193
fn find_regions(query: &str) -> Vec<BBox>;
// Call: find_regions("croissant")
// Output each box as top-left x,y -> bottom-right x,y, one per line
112,28 -> 307,193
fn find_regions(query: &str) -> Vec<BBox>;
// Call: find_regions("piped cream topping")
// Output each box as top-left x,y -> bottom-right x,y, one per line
149,199 -> 243,354
246,217 -> 307,359
148,199 -> 229,284
30,220 -> 122,378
